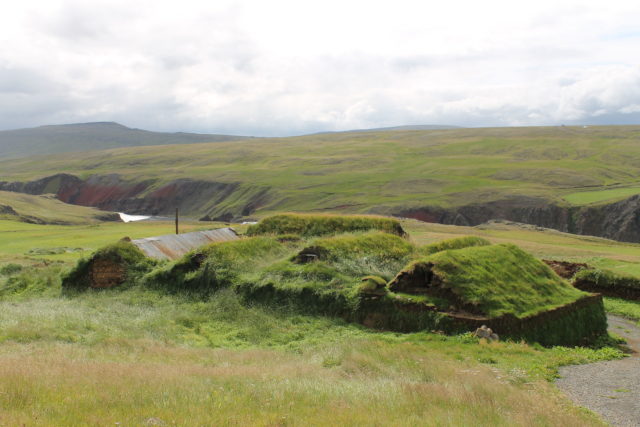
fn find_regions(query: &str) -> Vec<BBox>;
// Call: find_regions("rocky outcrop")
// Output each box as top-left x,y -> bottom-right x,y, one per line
0,173 -> 271,220
397,196 -> 572,231
396,195 -> 640,243
575,195 -> 640,243
0,204 -> 18,216
5,172 -> 640,242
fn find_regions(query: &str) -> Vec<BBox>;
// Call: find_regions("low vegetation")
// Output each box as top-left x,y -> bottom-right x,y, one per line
603,297 -> 640,324
418,235 -> 491,256
0,287 -> 619,426
6,126 -> 640,219
246,213 -> 406,237
574,268 -> 640,298
403,244 -> 585,318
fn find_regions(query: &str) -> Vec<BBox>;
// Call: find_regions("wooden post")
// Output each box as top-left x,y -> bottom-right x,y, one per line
175,208 -> 179,235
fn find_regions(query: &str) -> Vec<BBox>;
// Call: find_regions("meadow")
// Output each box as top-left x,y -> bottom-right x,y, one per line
1,216 -> 640,425
2,126 -> 640,216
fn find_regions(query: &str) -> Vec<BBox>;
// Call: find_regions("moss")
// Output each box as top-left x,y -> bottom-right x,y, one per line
246,213 -> 406,237
358,276 -> 388,295
418,236 -> 491,256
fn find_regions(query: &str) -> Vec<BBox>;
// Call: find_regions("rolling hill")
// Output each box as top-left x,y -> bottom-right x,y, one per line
0,122 -> 251,159
2,125 -> 640,241
0,190 -> 118,225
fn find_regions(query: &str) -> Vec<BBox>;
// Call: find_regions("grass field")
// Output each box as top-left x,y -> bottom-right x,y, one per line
563,186 -> 640,205
0,286 -> 620,426
2,126 -> 640,215
1,216 -> 639,424
0,219 -> 230,264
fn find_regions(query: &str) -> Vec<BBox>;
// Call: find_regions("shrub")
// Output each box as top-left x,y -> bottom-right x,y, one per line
246,213 -> 406,237
0,263 -> 23,276
358,276 -> 388,295
0,264 -> 63,299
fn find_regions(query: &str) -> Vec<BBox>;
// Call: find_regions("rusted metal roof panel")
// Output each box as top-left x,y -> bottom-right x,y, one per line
131,227 -> 239,260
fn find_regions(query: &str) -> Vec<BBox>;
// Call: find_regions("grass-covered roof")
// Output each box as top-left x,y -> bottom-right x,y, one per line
390,243 -> 587,318
246,214 -> 406,237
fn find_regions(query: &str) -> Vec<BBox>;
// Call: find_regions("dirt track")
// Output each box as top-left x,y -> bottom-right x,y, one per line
556,315 -> 640,426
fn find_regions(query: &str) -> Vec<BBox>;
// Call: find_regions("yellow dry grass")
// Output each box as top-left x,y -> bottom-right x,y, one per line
0,340 -> 603,426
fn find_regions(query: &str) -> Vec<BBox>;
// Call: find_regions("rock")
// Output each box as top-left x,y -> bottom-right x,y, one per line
474,325 -> 499,342
0,204 -> 18,215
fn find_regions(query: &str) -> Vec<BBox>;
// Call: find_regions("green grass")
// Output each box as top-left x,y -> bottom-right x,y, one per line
574,268 -> 640,295
0,218 -> 234,264
3,126 -> 640,217
603,297 -> 640,324
143,236 -> 294,294
563,186 -> 640,205
0,287 -> 622,425
393,244 -> 586,318
246,213 -> 406,237
418,235 -> 491,256
402,220 -> 640,276
296,232 -> 415,277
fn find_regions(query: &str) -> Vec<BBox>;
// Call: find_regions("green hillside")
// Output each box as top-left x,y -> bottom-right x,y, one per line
2,125 -> 639,213
0,191 -> 118,225
0,122 -> 250,159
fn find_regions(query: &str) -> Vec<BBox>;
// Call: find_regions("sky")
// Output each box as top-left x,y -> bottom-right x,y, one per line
1,0 -> 640,136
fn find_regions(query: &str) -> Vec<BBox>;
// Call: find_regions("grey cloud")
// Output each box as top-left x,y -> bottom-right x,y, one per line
0,67 -> 60,95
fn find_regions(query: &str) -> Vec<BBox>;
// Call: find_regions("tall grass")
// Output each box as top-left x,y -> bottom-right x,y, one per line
0,286 -> 618,426
0,340 -> 609,426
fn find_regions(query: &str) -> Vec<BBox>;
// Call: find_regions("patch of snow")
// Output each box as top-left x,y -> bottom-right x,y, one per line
119,212 -> 151,223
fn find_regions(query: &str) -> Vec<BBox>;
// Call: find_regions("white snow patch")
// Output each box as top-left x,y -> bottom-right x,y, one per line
119,213 -> 151,223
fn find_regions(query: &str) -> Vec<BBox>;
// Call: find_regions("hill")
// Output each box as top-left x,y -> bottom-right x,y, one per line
313,124 -> 461,134
0,122 -> 251,159
0,191 -> 118,225
3,125 -> 640,241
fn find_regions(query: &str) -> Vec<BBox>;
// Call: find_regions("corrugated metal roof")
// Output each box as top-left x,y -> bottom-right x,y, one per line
131,227 -> 239,260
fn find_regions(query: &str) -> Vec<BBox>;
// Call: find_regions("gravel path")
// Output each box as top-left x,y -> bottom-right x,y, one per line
556,315 -> 640,427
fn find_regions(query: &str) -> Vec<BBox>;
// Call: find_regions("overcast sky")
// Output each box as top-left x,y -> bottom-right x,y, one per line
1,0 -> 640,136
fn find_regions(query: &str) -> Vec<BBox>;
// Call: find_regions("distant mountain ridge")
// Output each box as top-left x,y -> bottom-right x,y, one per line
311,124 -> 461,135
0,122 -> 252,159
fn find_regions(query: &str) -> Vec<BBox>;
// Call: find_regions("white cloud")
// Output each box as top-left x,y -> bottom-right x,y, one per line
0,0 -> 639,135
